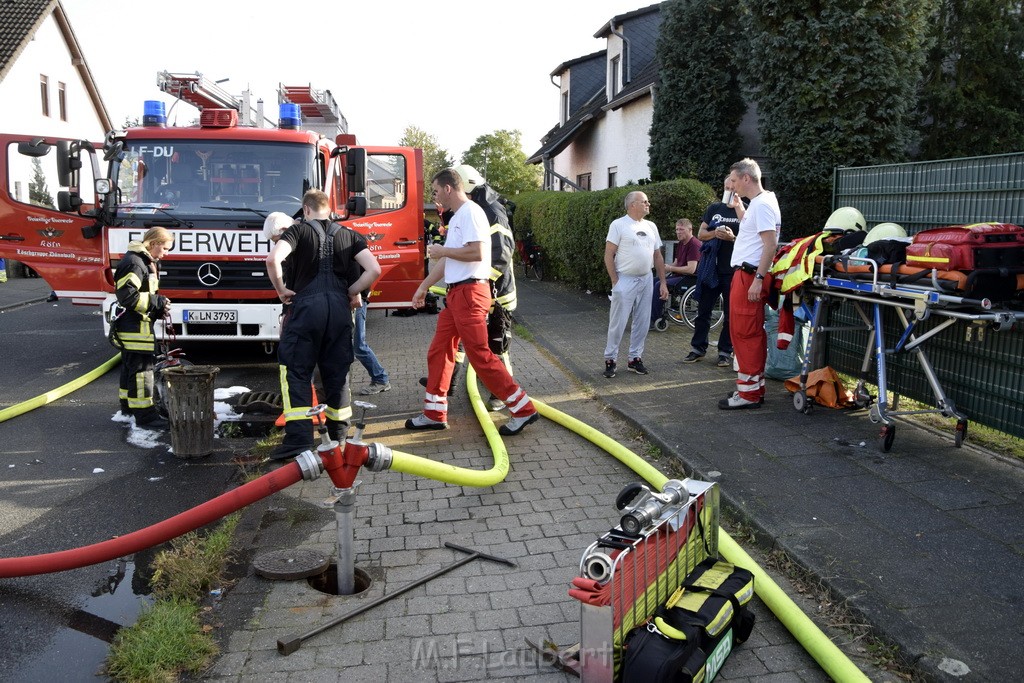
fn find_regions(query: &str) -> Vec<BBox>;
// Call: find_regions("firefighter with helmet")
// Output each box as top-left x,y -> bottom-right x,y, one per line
110,226 -> 174,429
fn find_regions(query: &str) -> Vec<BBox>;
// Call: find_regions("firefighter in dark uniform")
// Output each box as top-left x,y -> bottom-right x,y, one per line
266,189 -> 381,460
111,226 -> 173,429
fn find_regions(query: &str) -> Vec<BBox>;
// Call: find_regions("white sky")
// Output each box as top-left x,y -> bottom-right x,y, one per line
60,0 -> 633,158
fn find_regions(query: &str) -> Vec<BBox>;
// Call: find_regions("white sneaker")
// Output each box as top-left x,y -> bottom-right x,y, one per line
404,414 -> 448,430
498,412 -> 539,436
718,393 -> 762,410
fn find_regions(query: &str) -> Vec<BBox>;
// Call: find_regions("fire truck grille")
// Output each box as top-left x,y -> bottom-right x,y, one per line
155,261 -> 273,290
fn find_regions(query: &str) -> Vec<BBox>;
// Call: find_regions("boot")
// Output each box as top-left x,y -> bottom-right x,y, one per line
134,408 -> 169,430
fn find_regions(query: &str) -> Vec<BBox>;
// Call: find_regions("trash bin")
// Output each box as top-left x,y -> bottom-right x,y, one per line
161,365 -> 220,458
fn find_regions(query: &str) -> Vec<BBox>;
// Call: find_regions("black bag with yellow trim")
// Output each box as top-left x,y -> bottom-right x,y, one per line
621,618 -> 707,683
655,558 -> 756,681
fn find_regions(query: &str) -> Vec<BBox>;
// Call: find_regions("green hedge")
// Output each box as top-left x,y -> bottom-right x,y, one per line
512,179 -> 715,290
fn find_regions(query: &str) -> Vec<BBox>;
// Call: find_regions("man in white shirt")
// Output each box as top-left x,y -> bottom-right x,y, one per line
720,158 -> 780,410
602,191 -> 669,378
406,168 -> 539,435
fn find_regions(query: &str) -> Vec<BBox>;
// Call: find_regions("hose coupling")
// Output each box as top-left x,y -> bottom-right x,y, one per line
581,551 -> 615,583
294,450 -> 324,482
364,442 -> 393,472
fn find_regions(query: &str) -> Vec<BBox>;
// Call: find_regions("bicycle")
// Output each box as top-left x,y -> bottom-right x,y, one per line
653,281 -> 724,332
516,231 -> 544,281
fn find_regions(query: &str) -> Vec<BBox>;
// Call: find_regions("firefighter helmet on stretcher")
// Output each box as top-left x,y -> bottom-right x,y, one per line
863,222 -> 908,245
824,206 -> 867,233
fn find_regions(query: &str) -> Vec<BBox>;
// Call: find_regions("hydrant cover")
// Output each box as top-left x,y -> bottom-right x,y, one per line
253,548 -> 330,580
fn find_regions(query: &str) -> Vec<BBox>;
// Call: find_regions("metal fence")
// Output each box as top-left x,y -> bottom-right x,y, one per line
827,153 -> 1024,438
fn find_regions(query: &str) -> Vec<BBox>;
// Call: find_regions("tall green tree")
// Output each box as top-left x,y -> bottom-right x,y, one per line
461,130 -> 542,198
739,0 -> 934,234
29,158 -> 55,208
398,125 -> 453,203
649,0 -> 746,184
917,0 -> 1024,159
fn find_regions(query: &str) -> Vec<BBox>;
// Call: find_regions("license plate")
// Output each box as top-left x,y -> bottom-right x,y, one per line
184,309 -> 237,323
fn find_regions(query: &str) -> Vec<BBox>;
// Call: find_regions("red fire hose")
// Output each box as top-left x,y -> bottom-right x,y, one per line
0,462 -> 303,578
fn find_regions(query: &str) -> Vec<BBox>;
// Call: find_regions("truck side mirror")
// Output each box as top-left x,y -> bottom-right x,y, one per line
347,196 -> 367,217
56,140 -> 81,187
17,139 -> 51,157
57,190 -> 83,212
345,148 -> 366,194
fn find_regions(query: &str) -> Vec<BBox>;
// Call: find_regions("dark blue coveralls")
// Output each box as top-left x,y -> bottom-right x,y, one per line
276,222 -> 355,455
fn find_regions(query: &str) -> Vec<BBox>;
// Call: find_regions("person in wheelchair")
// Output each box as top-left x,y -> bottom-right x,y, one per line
651,218 -> 700,324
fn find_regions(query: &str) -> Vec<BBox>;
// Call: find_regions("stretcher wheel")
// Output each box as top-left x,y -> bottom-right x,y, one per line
653,316 -> 669,332
955,419 -> 968,448
879,424 -> 896,452
793,390 -> 812,414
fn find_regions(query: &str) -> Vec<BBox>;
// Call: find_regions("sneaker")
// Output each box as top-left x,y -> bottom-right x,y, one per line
498,412 -> 539,436
487,395 -> 505,412
404,414 -> 448,430
627,357 -> 649,375
683,351 -> 704,363
271,442 -> 314,460
603,360 -> 617,378
718,393 -> 762,410
360,382 -> 391,395
717,354 -> 733,368
724,391 -> 766,405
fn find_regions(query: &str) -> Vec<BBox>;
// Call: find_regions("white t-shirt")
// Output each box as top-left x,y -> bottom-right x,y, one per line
731,191 -> 781,267
443,201 -> 492,283
606,215 -> 663,276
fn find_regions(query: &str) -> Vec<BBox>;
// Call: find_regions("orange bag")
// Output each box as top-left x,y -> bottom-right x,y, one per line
784,367 -> 856,408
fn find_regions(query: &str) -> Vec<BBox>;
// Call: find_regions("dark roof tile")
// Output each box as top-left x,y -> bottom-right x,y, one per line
0,0 -> 54,82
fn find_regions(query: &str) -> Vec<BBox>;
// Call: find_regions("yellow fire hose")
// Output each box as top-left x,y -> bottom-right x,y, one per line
0,354 -> 121,423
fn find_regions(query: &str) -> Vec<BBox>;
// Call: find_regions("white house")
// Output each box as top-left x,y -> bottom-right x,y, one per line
528,3 -> 664,192
0,0 -> 111,138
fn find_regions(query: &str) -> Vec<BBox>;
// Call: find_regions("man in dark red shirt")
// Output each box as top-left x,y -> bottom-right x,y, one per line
652,218 -> 701,321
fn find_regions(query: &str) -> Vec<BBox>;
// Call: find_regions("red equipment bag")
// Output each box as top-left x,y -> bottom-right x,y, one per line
905,222 -> 1024,271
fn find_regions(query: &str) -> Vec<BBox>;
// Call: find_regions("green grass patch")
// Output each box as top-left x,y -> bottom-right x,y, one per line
106,515 -> 240,681
105,599 -> 218,682
513,322 -> 533,342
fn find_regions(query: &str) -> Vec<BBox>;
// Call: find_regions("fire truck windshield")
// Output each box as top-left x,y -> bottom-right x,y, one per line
113,140 -> 315,217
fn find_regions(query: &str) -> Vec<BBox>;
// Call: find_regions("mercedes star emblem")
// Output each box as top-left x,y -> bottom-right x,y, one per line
197,262 -> 222,287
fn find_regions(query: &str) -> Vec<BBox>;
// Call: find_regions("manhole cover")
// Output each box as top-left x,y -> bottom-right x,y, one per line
253,549 -> 330,580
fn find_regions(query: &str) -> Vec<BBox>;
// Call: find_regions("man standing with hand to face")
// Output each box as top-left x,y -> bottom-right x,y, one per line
406,168 -> 539,436
719,158 -> 780,410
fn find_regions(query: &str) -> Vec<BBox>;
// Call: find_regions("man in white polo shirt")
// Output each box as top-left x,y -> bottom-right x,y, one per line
720,158 -> 780,410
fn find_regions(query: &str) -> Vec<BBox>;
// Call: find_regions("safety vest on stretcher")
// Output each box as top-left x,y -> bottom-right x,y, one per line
770,232 -> 828,294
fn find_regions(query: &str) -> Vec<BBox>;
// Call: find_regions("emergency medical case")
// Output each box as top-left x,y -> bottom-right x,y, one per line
905,222 -> 1024,271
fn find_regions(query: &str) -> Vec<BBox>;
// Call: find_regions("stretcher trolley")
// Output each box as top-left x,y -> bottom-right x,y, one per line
790,255 -> 1024,452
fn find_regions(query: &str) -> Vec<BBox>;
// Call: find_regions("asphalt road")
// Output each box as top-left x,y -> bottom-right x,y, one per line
0,300 -> 278,681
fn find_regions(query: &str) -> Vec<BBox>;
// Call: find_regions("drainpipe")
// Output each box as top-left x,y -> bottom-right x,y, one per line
608,20 -> 631,84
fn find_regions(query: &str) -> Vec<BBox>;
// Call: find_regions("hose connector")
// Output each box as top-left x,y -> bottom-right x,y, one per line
294,450 -> 325,482
582,551 -> 615,583
364,442 -> 393,472
616,478 -> 692,535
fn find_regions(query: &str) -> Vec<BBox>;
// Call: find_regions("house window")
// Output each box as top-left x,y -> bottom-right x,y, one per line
608,166 -> 618,188
577,173 -> 592,191
610,56 -> 620,96
40,75 -> 50,117
58,82 -> 67,121
561,90 -> 569,124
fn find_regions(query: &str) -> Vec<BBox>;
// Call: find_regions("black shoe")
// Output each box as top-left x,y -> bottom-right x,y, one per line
134,410 -> 169,430
682,351 -> 704,363
627,357 -> 649,375
603,360 -> 617,378
498,412 -> 539,436
271,442 -> 314,460
46,291 -> 58,302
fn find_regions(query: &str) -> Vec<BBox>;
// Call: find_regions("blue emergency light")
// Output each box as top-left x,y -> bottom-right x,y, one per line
143,100 -> 166,127
278,103 -> 301,129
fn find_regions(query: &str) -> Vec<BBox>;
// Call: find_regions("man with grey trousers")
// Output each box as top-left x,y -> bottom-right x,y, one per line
602,190 -> 668,378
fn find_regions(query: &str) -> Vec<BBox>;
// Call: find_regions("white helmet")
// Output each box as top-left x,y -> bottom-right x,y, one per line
453,164 -> 485,193
863,222 -> 908,245
263,212 -> 294,241
824,207 -> 866,233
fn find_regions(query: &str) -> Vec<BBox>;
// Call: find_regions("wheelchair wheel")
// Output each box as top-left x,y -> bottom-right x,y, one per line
678,286 -> 724,331
653,316 -> 669,332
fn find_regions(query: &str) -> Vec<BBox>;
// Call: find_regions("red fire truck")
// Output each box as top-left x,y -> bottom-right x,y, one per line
0,74 -> 425,347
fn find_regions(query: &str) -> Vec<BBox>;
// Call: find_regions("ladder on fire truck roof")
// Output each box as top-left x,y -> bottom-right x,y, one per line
157,71 -> 240,111
278,84 -> 348,134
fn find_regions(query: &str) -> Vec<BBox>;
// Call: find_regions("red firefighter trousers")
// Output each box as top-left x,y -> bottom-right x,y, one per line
729,270 -> 770,402
423,281 -> 535,422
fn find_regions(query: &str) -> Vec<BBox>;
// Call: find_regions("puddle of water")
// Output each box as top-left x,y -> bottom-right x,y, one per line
14,558 -> 155,682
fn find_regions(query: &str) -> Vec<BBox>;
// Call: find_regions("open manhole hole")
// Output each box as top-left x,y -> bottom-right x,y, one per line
307,563 -> 372,596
